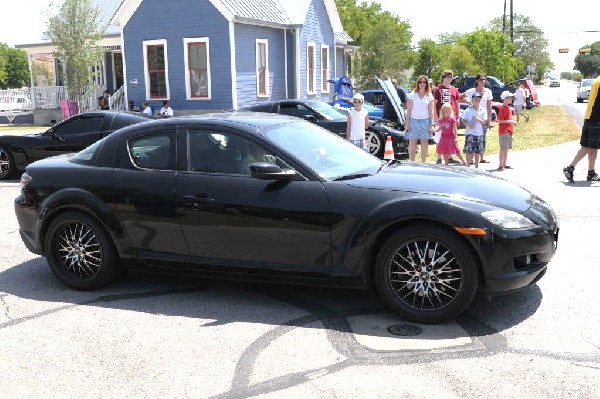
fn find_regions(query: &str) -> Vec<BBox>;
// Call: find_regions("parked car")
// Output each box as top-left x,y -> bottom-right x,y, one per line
577,79 -> 593,102
358,89 -> 386,108
0,95 -> 32,112
0,110 -> 154,179
452,75 -> 516,102
332,97 -> 384,118
548,77 -> 560,87
517,78 -> 539,108
14,113 -> 559,323
238,99 -> 406,158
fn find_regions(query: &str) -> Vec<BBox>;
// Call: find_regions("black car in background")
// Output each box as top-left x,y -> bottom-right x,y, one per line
452,75 -> 516,102
0,110 -> 154,179
238,99 -> 407,158
15,113 -> 558,323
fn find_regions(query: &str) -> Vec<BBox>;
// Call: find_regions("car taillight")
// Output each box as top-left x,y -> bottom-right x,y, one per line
20,172 -> 31,189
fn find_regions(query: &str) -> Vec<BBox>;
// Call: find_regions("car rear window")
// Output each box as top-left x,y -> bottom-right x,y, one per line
110,113 -> 152,130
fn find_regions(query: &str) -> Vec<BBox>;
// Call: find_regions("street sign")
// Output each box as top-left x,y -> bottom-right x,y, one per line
579,48 -> 592,54
558,48 -> 569,53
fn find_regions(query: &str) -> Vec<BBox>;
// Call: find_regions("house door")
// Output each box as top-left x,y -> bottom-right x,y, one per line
113,52 -> 124,90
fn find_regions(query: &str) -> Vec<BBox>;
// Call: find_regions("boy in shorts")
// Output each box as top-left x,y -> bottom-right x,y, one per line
460,92 -> 486,168
512,81 -> 529,123
496,91 -> 518,170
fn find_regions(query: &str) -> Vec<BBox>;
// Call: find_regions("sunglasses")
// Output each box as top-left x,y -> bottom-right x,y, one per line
418,81 -> 427,84
353,100 -> 363,103
479,78 -> 487,81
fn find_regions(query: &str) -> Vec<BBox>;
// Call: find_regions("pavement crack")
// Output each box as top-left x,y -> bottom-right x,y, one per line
0,293 -> 13,320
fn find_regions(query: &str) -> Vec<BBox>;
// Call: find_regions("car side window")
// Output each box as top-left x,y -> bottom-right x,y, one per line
187,130 -> 278,175
128,132 -> 175,170
279,104 -> 301,118
54,116 -> 104,136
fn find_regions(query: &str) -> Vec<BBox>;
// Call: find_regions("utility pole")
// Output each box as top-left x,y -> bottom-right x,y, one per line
510,0 -> 514,42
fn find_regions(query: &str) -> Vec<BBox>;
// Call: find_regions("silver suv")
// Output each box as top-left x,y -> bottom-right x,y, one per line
577,79 -> 593,103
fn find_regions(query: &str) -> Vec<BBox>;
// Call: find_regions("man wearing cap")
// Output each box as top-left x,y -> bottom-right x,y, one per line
497,91 -> 518,170
563,75 -> 600,182
346,93 -> 369,150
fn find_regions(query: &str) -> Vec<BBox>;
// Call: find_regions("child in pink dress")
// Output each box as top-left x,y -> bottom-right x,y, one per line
435,103 -> 467,166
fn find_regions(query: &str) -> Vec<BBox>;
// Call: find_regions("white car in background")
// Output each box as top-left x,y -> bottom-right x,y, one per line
548,77 -> 560,87
0,95 -> 32,112
577,79 -> 593,103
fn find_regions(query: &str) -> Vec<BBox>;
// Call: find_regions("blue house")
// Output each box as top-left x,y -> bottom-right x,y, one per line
110,0 -> 354,114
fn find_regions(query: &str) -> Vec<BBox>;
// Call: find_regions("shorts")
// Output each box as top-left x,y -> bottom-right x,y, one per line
350,139 -> 367,150
580,121 -> 600,149
514,104 -> 523,115
499,132 -> 513,150
406,117 -> 432,140
464,135 -> 484,154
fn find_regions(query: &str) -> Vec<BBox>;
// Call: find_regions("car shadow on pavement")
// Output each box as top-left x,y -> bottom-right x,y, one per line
1,257 -> 543,341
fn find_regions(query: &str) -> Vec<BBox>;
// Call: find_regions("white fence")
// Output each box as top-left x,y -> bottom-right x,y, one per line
0,86 -> 126,114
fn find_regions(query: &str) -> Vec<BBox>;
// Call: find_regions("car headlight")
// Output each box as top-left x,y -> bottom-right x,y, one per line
481,209 -> 536,229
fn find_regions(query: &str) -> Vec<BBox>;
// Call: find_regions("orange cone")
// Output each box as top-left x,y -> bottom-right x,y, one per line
383,135 -> 394,160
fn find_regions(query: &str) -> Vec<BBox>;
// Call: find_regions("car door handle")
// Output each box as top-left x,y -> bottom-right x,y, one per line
183,194 -> 214,209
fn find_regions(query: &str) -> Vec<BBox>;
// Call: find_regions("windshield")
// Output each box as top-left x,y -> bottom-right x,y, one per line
263,121 -> 382,180
582,80 -> 593,87
306,101 -> 347,120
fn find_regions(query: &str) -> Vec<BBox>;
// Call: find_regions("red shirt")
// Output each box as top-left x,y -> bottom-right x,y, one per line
433,84 -> 460,117
497,104 -> 514,135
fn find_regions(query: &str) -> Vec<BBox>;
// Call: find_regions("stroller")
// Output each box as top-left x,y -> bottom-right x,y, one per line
328,76 -> 354,108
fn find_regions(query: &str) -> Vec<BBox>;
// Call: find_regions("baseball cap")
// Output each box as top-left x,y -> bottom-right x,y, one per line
352,93 -> 364,102
500,91 -> 515,100
471,92 -> 483,98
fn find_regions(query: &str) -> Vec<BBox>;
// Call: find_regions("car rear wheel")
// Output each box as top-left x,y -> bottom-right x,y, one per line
44,212 -> 121,290
577,97 -> 583,103
0,145 -> 16,180
365,130 -> 383,156
375,224 -> 479,323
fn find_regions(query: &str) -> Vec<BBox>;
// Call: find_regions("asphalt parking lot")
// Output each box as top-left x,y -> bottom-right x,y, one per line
1,87 -> 599,398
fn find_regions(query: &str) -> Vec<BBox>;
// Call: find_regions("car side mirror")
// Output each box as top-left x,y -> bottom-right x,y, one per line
302,115 -> 317,124
250,162 -> 298,180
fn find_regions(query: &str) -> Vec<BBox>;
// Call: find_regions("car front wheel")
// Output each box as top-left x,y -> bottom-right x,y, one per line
375,224 -> 479,323
365,130 -> 383,157
44,212 -> 121,290
0,145 -> 16,180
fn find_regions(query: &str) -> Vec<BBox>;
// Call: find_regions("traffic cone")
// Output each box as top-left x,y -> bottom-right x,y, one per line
383,135 -> 394,160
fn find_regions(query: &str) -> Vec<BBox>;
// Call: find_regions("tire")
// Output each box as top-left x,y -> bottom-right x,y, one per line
44,212 -> 121,290
0,145 -> 16,180
374,224 -> 479,323
365,130 -> 383,157
577,97 -> 583,103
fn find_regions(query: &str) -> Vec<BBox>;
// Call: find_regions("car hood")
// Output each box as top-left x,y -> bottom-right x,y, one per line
376,76 -> 405,126
345,162 -> 534,212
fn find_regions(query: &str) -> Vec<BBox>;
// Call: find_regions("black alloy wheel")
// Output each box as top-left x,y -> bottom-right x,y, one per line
44,212 -> 121,290
0,146 -> 16,180
375,224 -> 479,324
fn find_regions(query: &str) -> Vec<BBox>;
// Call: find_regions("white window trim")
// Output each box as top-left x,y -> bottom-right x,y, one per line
143,39 -> 170,100
320,44 -> 329,93
256,39 -> 269,98
183,37 -> 212,100
307,42 -> 316,95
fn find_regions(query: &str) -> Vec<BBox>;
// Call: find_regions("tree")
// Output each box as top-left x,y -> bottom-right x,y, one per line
412,39 -> 444,81
0,43 -> 30,89
489,14 -> 552,82
457,28 -> 521,83
335,0 -> 415,88
574,41 -> 600,78
45,0 -> 106,103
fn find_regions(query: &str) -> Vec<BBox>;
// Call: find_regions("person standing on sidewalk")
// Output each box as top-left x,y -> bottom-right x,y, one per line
563,75 -> 600,182
461,92 -> 486,168
405,75 -> 435,162
346,93 -> 369,150
463,74 -> 493,163
496,91 -> 518,170
433,70 -> 463,164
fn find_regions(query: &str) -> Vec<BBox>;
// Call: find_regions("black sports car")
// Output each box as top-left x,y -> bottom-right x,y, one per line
0,110 -> 154,179
238,99 -> 407,158
14,113 -> 558,323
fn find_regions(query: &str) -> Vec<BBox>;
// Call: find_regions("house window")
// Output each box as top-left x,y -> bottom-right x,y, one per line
321,45 -> 329,93
256,39 -> 269,97
143,39 -> 169,99
184,38 -> 211,100
307,42 -> 316,95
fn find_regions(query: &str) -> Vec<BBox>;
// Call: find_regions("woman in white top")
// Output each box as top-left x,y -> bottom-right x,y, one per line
346,93 -> 369,150
463,74 -> 493,162
405,75 -> 435,162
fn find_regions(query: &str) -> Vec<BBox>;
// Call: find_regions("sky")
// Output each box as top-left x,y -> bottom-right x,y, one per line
1,0 -> 598,73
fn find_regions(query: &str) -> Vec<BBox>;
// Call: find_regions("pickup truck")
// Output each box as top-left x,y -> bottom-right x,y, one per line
452,75 -> 516,102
